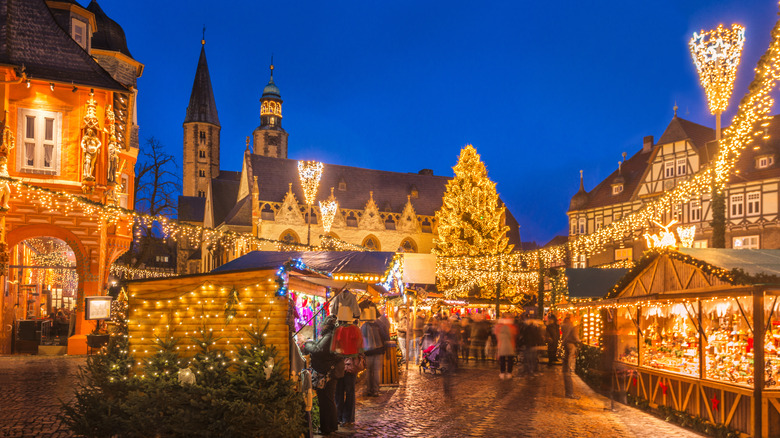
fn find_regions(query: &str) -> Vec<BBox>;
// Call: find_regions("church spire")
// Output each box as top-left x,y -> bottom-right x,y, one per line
184,41 -> 220,126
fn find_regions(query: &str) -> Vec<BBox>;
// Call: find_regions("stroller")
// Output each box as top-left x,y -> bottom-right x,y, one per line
419,340 -> 454,374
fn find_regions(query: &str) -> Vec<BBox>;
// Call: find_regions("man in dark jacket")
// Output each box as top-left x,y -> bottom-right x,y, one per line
302,315 -> 343,435
546,314 -> 561,366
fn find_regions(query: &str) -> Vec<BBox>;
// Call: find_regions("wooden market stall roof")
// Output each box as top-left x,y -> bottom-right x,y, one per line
212,251 -> 396,275
566,268 -> 629,299
606,249 -> 780,302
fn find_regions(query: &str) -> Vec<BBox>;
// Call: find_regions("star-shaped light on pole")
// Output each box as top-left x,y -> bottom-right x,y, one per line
297,160 -> 323,246
319,187 -> 338,234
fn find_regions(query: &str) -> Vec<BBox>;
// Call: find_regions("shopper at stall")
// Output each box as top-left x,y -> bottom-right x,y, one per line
561,314 -> 581,399
301,315 -> 343,435
361,307 -> 389,397
396,308 -> 409,361
495,313 -> 518,379
409,309 -> 426,364
546,313 -> 560,366
460,316 -> 472,362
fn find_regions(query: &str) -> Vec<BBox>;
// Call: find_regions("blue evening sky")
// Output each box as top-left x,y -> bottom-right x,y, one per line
96,0 -> 779,245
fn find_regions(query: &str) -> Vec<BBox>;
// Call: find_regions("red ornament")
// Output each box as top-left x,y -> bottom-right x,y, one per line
659,381 -> 667,395
632,377 -> 637,387
711,395 -> 720,412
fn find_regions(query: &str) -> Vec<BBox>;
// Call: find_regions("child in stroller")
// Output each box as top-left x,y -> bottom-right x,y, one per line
419,339 -> 455,374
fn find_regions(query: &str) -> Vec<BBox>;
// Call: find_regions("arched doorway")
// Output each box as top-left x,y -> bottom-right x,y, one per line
6,236 -> 78,353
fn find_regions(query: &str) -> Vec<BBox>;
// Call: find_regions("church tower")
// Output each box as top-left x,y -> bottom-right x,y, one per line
183,37 -> 220,198
252,63 -> 288,158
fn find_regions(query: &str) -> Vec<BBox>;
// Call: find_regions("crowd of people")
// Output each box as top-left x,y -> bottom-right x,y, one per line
395,308 -> 582,398
299,297 -> 584,436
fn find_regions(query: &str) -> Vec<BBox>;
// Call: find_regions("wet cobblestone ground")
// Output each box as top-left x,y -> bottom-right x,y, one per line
325,361 -> 705,438
0,356 -> 703,438
0,355 -> 84,438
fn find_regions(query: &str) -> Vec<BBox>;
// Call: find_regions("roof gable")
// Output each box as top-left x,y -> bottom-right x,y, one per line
657,117 -> 715,149
0,0 -> 126,90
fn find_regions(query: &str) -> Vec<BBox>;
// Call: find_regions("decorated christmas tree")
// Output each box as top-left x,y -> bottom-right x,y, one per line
435,144 -> 512,299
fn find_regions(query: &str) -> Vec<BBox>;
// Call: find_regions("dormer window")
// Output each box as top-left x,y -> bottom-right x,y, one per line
71,18 -> 88,50
410,185 -> 419,199
612,184 -> 623,195
338,179 -> 347,191
757,155 -> 775,169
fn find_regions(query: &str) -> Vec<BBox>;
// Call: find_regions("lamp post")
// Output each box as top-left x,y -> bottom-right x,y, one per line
297,161 -> 323,247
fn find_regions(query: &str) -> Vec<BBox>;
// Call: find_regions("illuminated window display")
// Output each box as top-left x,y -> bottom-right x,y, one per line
702,298 -> 753,386
766,296 -> 780,389
639,302 -> 700,377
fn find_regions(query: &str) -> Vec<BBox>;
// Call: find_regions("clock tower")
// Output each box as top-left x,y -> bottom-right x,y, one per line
252,64 -> 288,158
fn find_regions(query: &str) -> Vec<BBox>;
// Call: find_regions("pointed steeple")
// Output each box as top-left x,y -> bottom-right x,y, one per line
184,43 -> 220,126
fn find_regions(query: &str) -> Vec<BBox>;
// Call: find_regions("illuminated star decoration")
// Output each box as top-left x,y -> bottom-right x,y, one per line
297,161 -> 323,206
318,187 -> 338,234
689,23 -> 746,115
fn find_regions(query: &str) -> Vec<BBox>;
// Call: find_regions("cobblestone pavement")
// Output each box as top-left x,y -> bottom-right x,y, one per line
0,356 -> 704,438
0,355 -> 84,438
323,361 -> 705,438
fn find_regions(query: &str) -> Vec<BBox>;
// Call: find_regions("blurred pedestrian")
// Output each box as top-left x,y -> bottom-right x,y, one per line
561,314 -> 581,399
494,313 -> 517,379
360,307 -> 389,397
409,309 -> 425,365
396,308 -> 409,362
524,319 -> 544,376
470,313 -> 490,362
460,316 -> 472,362
546,313 -> 560,366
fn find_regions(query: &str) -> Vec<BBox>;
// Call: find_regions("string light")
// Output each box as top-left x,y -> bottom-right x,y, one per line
318,187 -> 338,234
297,161 -> 323,206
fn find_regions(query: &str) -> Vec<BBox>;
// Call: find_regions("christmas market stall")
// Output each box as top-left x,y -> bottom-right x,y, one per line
602,249 -> 780,437
126,258 -> 328,376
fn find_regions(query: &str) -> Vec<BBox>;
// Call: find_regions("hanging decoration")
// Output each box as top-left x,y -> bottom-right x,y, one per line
689,24 -> 746,116
297,161 -> 323,206
319,187 -> 338,234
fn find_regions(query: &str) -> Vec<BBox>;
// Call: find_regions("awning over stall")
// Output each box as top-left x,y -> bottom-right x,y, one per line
679,248 -> 780,277
212,251 -> 396,275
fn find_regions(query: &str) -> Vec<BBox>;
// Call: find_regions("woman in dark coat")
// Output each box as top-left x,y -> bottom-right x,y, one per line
302,315 -> 343,435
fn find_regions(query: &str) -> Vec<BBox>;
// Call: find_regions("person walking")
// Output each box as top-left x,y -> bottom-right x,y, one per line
494,313 -> 518,379
561,314 -> 581,399
546,314 -> 560,366
460,316 -> 472,362
396,308 -> 409,362
470,313 -> 490,363
408,309 -> 425,365
524,319 -> 544,376
301,315 -> 343,435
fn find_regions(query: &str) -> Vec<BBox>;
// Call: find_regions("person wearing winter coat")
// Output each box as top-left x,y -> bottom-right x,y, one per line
470,314 -> 490,362
561,314 -> 582,399
302,315 -> 343,435
494,314 -> 518,379
523,319 -> 545,376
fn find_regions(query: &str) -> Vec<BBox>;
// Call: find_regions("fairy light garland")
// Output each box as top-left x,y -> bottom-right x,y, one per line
319,187 -> 339,234
110,263 -> 174,279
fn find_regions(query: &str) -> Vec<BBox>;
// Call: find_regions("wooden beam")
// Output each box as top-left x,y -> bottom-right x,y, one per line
725,394 -> 741,427
669,258 -> 684,290
682,381 -> 693,412
700,385 -> 715,424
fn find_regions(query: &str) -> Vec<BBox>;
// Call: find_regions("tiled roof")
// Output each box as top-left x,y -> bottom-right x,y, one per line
574,147 -> 651,211
184,45 -> 220,126
728,114 -> 780,183
223,195 -> 252,226
657,116 -> 715,149
87,0 -> 133,58
211,175 -> 239,226
544,235 -> 569,248
178,196 -> 205,222
250,155 -> 451,216
0,0 -> 126,90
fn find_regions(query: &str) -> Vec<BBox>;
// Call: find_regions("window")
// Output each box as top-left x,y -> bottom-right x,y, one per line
733,235 -> 759,249
676,158 -> 687,176
410,186 -> 419,199
595,216 -> 603,230
199,169 -> 206,177
421,219 -> 433,233
199,131 -> 206,144
400,238 -> 417,253
71,19 -> 87,49
690,200 -> 701,222
362,235 -> 380,250
730,194 -> 744,217
338,180 -> 347,191
672,204 -> 682,221
758,156 -> 775,168
199,150 -> 206,159
261,204 -> 275,221
570,219 -> 577,235
573,254 -> 586,269
693,240 -> 708,248
198,190 -> 205,198
746,191 -> 761,216
345,212 -> 358,227
665,160 -> 675,178
119,174 -> 129,208
612,184 -> 623,195
280,230 -> 299,244
615,247 -> 633,261
269,117 -> 275,125
578,217 -> 586,235
155,255 -> 169,263
18,108 -> 61,174
384,216 -> 396,230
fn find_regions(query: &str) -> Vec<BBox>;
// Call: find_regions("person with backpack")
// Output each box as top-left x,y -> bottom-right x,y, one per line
494,313 -> 518,379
